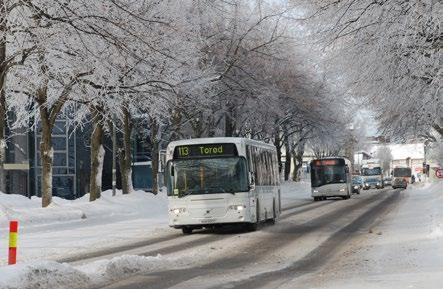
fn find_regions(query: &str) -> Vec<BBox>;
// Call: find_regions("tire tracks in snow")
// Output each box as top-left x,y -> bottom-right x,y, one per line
223,189 -> 403,289
61,198 -> 323,264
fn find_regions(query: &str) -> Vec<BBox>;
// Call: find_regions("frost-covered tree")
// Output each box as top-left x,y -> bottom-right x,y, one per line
375,145 -> 393,174
0,0 -> 36,192
303,0 -> 442,141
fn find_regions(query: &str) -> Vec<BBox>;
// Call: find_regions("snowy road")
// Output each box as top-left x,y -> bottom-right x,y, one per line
94,188 -> 402,289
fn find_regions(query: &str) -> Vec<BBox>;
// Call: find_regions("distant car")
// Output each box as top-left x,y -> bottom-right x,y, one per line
392,177 -> 408,189
352,176 -> 363,194
384,177 -> 392,186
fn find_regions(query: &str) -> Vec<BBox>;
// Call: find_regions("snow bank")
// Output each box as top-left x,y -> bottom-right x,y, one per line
0,255 -> 176,289
0,190 -> 169,266
280,180 -> 311,202
0,189 -> 168,229
0,182 -> 308,230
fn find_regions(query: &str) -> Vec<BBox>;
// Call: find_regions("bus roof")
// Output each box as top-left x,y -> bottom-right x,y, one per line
166,137 -> 276,151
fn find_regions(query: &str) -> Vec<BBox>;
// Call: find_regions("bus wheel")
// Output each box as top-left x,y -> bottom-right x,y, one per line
182,227 -> 193,235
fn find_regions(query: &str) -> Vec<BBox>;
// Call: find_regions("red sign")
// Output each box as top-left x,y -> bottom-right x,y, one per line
314,159 -> 338,166
436,169 -> 443,179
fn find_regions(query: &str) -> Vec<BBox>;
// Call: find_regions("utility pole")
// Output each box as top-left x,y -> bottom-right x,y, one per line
112,114 -> 117,196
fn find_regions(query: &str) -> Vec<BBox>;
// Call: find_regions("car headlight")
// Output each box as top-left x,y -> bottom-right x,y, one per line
339,188 -> 346,192
170,208 -> 186,214
313,190 -> 319,193
365,183 -> 369,186
354,186 -> 359,189
229,205 -> 245,211
377,182 -> 380,185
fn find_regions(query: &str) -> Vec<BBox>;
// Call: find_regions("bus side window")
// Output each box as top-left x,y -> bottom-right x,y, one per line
268,151 -> 273,185
246,145 -> 253,173
266,151 -> 274,186
252,147 -> 259,186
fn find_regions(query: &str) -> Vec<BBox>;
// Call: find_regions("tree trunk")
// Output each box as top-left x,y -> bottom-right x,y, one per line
292,140 -> 306,182
170,108 -> 182,141
0,78 -> 6,194
120,106 -> 133,194
0,7 -> 7,193
225,112 -> 235,137
150,118 -> 160,194
284,137 -> 291,181
89,108 -> 104,201
39,115 -> 53,207
224,103 -> 236,137
273,133 -> 283,174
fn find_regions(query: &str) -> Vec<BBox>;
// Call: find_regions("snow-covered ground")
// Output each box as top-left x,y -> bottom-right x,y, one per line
0,182 -> 311,289
2,181 -> 442,289
0,190 -> 169,266
282,180 -> 443,289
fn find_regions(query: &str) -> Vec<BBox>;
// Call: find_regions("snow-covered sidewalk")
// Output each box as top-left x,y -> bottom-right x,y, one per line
0,190 -> 169,266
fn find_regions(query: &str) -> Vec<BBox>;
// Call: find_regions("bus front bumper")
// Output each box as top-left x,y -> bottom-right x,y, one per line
312,186 -> 348,197
168,207 -> 253,227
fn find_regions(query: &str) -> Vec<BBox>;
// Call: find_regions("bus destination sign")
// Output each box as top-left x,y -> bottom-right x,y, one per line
173,143 -> 238,159
312,159 -> 345,166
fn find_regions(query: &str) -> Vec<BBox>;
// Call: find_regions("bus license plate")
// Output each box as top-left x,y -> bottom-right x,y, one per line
201,218 -> 216,224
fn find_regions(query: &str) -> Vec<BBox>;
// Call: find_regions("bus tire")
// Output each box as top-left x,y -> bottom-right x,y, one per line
182,227 -> 193,235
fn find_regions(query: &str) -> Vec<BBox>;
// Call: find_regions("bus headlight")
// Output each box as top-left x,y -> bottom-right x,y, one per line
170,208 -> 186,215
313,190 -> 319,193
229,205 -> 245,211
339,188 -> 345,192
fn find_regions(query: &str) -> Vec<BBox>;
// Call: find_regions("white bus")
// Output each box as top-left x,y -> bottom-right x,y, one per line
310,157 -> 352,201
165,137 -> 281,234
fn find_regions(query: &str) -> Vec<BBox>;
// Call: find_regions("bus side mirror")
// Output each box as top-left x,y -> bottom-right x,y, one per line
249,172 -> 255,190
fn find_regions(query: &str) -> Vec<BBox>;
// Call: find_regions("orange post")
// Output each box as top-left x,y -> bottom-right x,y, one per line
8,221 -> 18,265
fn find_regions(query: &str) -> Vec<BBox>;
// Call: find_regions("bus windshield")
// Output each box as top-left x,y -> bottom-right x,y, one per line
311,165 -> 346,188
393,168 -> 411,178
361,167 -> 382,176
168,157 -> 248,196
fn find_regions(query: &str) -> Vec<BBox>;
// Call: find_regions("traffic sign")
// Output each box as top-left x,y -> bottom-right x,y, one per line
436,169 -> 443,179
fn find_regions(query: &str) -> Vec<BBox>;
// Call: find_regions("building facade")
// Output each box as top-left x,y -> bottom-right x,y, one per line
4,115 -> 153,199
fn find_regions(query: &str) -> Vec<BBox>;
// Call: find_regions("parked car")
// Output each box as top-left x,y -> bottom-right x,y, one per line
384,177 -> 392,186
352,176 -> 363,194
